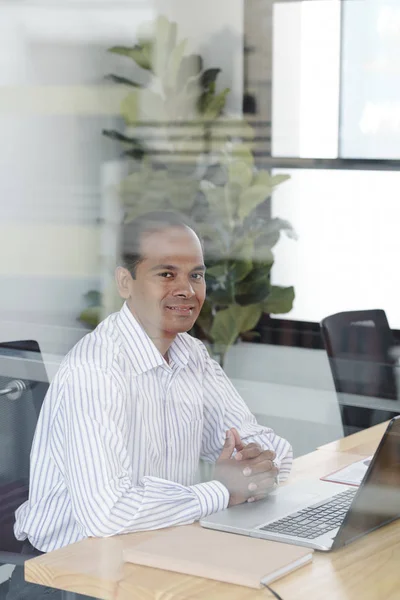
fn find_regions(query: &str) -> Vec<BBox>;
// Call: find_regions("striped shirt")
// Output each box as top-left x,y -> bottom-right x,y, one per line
14,302 -> 293,552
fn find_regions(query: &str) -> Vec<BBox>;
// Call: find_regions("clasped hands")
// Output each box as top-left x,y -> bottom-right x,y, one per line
215,428 -> 279,507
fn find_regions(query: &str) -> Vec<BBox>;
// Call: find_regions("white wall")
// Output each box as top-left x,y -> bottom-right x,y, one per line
0,1 -> 244,354
0,3 -> 153,352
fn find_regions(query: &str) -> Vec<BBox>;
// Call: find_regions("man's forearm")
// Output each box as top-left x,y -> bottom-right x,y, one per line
70,476 -> 229,538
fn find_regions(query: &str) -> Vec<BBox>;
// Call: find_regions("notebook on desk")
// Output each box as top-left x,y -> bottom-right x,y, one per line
123,525 -> 313,589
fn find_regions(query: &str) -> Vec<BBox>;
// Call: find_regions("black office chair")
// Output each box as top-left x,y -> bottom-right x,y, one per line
0,341 -> 82,600
0,340 -> 49,561
321,310 -> 399,435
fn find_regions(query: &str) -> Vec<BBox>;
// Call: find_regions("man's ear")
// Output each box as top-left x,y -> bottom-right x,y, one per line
115,267 -> 133,299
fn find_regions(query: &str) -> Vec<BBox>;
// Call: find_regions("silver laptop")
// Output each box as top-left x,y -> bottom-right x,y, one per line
201,416 -> 400,551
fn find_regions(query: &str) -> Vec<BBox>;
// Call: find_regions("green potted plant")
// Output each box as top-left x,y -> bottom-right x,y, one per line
80,16 -> 296,367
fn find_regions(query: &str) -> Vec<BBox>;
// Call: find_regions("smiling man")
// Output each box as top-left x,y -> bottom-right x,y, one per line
14,211 -> 293,561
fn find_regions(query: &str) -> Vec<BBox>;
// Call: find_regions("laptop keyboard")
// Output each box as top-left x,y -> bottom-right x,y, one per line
260,488 -> 357,539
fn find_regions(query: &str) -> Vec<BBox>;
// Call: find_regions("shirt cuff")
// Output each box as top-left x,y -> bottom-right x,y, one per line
191,480 -> 230,519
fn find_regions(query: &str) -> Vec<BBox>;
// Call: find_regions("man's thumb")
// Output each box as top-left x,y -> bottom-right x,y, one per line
219,430 -> 235,459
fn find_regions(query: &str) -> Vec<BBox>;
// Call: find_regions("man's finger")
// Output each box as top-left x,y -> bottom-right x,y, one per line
218,430 -> 236,461
239,448 -> 276,465
258,449 -> 276,461
231,428 -> 245,452
248,491 -> 273,503
246,472 -> 278,493
235,443 -> 262,461
242,459 -> 278,476
247,476 -> 277,497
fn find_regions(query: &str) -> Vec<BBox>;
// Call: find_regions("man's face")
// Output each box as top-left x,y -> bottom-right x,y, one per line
119,226 -> 206,339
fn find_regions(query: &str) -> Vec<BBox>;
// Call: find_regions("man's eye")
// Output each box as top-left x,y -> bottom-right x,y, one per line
159,272 -> 173,278
191,273 -> 204,280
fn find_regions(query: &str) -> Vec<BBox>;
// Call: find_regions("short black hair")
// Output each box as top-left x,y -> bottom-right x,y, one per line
122,210 -> 202,278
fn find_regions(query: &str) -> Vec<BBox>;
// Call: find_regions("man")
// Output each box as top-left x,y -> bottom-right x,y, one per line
11,211 -> 292,596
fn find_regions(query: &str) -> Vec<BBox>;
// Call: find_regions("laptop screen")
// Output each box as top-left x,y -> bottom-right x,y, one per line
334,416 -> 400,549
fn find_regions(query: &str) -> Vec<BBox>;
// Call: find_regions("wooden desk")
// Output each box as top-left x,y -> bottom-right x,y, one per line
318,421 -> 388,455
25,426 -> 400,600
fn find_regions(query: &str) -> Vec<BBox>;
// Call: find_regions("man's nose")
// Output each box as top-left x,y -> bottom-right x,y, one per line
172,277 -> 195,298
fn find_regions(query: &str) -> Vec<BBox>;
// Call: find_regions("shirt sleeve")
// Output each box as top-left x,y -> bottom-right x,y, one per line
61,365 -> 229,538
199,346 -> 293,481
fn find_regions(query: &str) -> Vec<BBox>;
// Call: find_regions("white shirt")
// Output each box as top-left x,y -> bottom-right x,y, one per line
15,303 -> 293,552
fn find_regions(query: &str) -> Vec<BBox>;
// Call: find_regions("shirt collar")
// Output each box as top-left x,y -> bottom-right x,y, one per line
116,302 -> 189,375
168,333 -> 190,369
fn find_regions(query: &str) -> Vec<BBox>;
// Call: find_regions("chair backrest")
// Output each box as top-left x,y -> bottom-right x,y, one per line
0,340 -> 49,561
320,310 -> 397,400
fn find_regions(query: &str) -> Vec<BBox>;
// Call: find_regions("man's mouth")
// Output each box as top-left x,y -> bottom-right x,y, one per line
166,305 -> 194,315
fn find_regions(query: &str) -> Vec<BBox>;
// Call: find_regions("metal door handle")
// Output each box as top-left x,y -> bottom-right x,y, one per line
0,380 -> 27,400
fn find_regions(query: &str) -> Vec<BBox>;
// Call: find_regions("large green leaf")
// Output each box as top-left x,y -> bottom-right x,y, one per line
203,164 -> 227,187
196,221 -> 230,260
206,263 -> 228,279
165,38 -> 188,89
263,286 -> 295,314
253,246 -> 274,264
201,68 -> 221,90
253,170 -> 290,188
166,177 -> 199,213
154,15 -> 177,76
109,44 -> 153,71
104,74 -> 141,87
198,82 -> 216,115
121,165 -> 161,196
253,170 -> 272,187
228,161 -> 253,189
120,167 -> 172,219
210,303 -> 263,349
177,54 -> 203,89
202,88 -> 230,120
205,186 -> 234,232
229,259 -> 253,283
102,129 -> 143,146
83,290 -> 101,307
157,16 -> 177,48
238,185 -> 272,222
208,281 -> 235,306
271,174 -> 290,187
120,92 -> 139,125
255,218 -> 297,250
235,262 -> 272,306
231,145 -> 254,169
78,306 -> 101,328
196,299 -> 213,335
140,89 -> 166,121
121,167 -> 199,216
235,277 -> 270,306
223,182 -> 241,219
123,147 -> 146,160
229,238 -> 254,282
